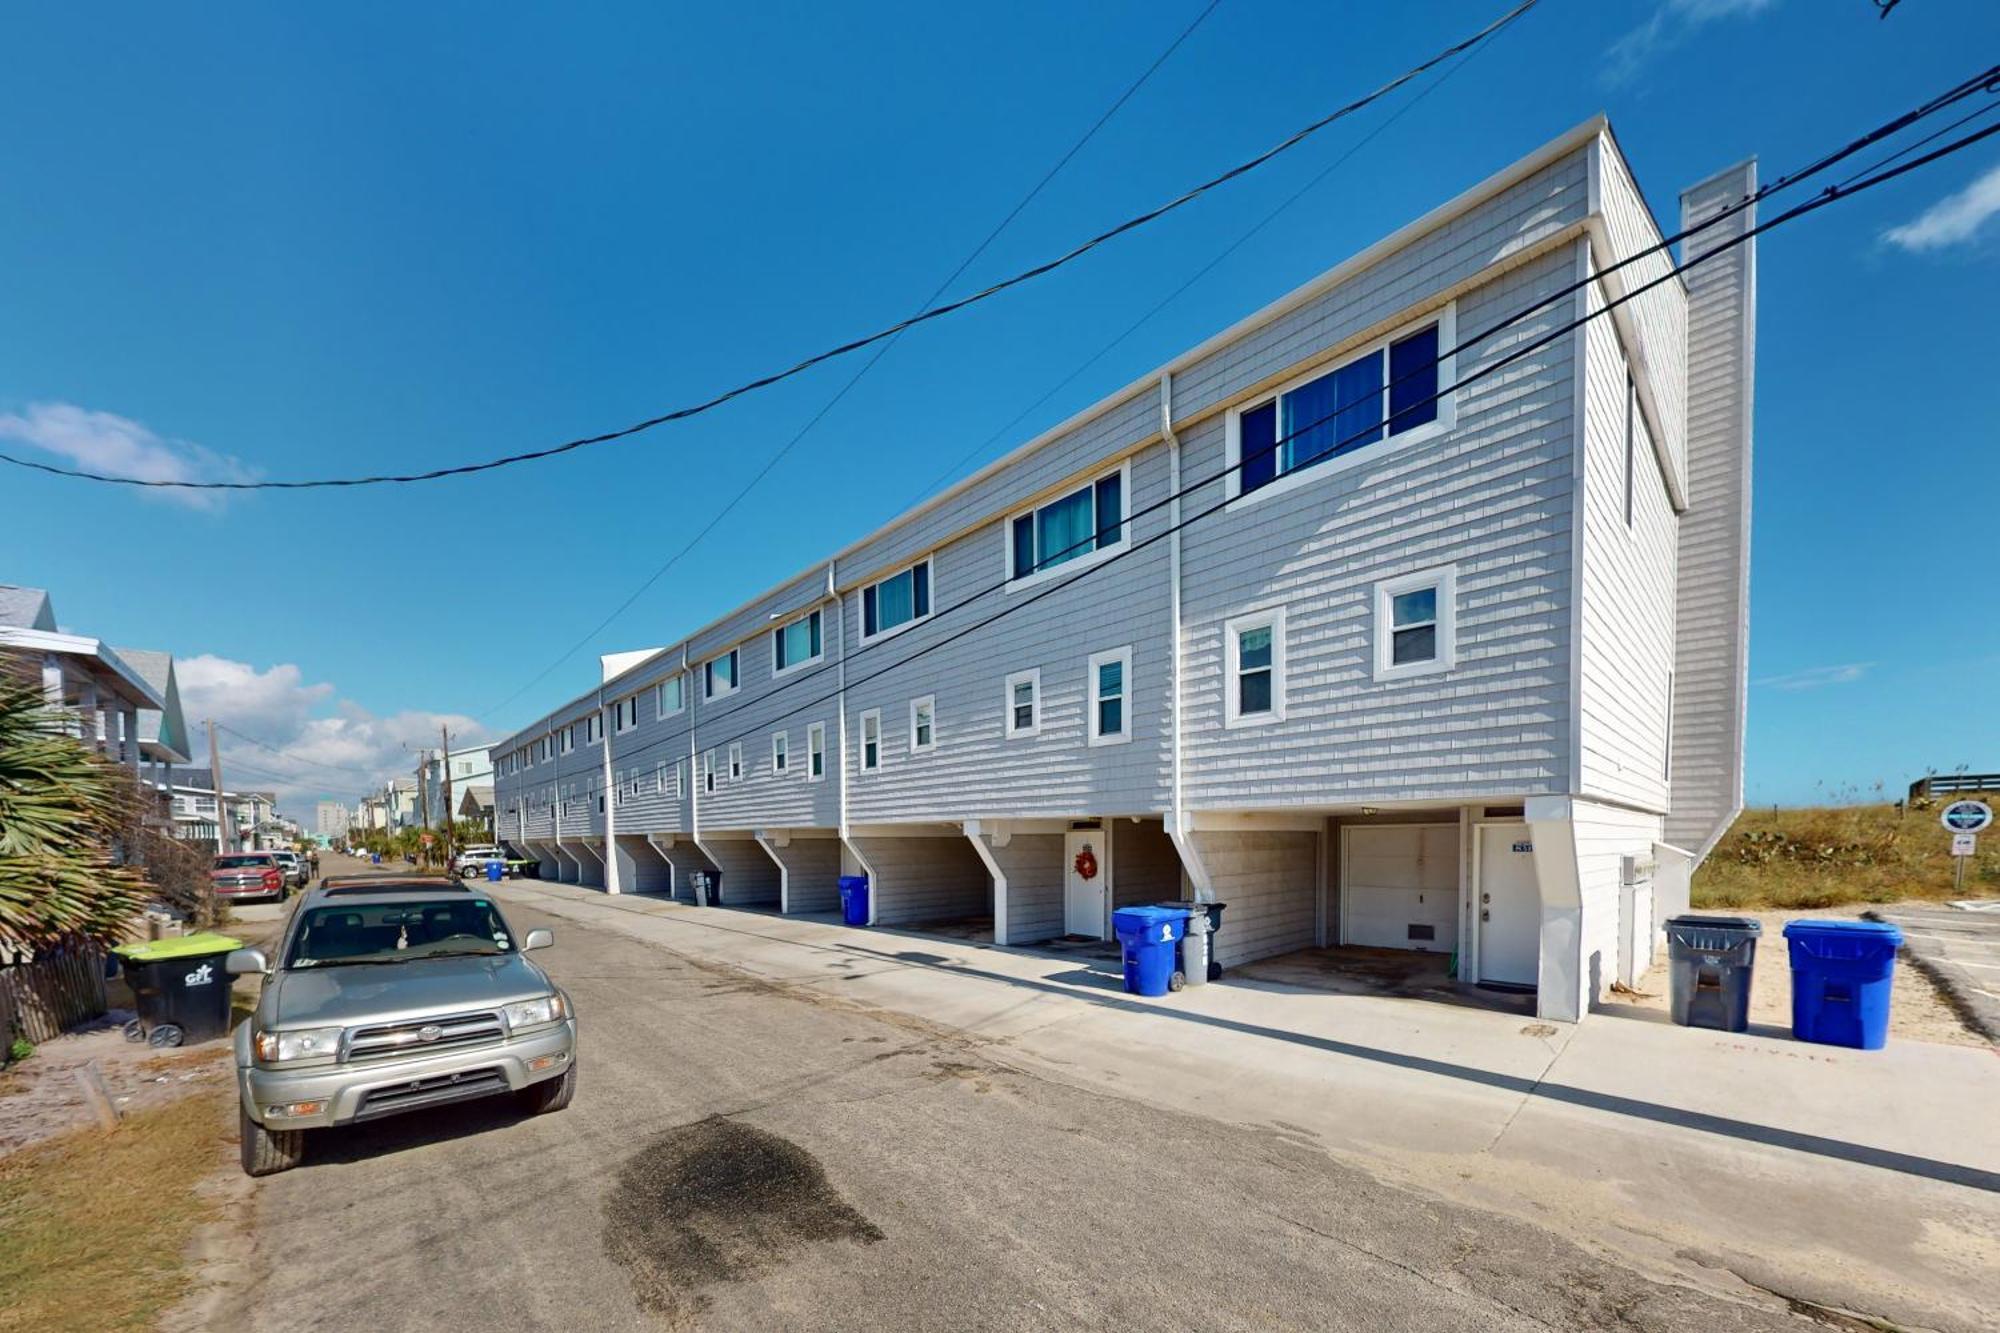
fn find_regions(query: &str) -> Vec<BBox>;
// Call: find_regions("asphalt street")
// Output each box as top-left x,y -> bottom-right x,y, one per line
218,870 -> 1837,1332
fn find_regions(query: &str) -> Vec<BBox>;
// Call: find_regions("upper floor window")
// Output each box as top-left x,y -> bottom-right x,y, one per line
1005,669 -> 1041,738
1229,308 -> 1454,500
861,559 -> 930,641
909,696 -> 935,753
702,750 -> 716,794
1010,464 -> 1125,583
584,713 -> 602,745
613,696 -> 638,734
1088,647 -> 1132,745
704,648 -> 739,700
559,727 -> 575,755
728,743 -> 743,782
807,722 -> 827,782
1373,566 -> 1457,681
656,674 -> 685,719
773,608 -> 823,675
772,730 -> 789,773
1224,609 -> 1285,727
860,709 -> 882,771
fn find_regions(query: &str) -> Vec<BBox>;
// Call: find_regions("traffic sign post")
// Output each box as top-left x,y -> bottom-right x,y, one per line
1940,801 -> 1991,894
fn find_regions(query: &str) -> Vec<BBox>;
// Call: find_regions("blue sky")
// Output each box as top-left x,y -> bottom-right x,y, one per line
3,0 -> 1997,811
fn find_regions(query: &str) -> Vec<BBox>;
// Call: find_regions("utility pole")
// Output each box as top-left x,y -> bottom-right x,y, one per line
415,749 -> 430,865
439,723 -> 455,869
206,718 -> 229,854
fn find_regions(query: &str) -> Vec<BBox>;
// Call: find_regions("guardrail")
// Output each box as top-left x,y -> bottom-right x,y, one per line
1908,774 -> 2000,802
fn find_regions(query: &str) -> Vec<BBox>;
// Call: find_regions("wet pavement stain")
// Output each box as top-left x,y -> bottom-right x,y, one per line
604,1116 -> 883,1319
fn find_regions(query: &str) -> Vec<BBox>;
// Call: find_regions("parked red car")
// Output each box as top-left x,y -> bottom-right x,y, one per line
211,852 -> 288,902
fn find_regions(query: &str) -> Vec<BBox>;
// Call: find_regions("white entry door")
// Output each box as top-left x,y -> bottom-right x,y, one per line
1341,825 -> 1459,953
1064,829 -> 1109,938
1477,824 -> 1540,987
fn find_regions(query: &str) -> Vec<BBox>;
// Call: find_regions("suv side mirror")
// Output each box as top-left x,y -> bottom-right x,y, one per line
226,948 -> 270,976
522,929 -> 554,952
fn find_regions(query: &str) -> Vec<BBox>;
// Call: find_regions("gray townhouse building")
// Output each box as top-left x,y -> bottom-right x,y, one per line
489,117 -> 1754,1024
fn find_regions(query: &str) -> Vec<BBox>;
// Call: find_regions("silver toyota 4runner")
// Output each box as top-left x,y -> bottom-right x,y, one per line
228,879 -> 577,1176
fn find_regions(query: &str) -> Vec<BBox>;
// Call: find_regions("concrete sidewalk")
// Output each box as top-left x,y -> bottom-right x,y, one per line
497,881 -> 2000,1331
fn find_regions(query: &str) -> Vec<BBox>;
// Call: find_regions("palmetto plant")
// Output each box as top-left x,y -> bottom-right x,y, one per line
0,667 -> 149,949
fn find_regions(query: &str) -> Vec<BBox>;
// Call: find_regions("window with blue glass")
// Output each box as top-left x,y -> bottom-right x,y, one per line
1235,317 -> 1447,496
773,608 -> 822,673
1010,467 -> 1125,581
861,559 -> 931,640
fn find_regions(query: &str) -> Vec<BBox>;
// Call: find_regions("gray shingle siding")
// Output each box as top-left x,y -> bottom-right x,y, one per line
986,833 -> 1066,944
850,834 -> 990,927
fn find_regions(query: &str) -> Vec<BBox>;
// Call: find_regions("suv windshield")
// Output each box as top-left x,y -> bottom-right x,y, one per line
216,855 -> 271,869
286,898 -> 519,968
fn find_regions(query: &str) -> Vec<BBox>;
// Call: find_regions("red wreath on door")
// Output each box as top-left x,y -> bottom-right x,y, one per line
1073,845 -> 1098,880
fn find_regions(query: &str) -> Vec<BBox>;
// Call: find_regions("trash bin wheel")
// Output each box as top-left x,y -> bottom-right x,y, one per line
148,1023 -> 185,1049
123,1019 -> 146,1043
1168,970 -> 1186,993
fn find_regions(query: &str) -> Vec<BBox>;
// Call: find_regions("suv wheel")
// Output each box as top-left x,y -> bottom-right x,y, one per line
518,1061 -> 576,1115
240,1104 -> 305,1176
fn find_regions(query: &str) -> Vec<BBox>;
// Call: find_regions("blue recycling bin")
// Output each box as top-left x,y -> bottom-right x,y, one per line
838,875 -> 870,927
486,859 -> 504,882
1113,905 -> 1189,997
371,852 -> 381,865
1783,919 -> 1902,1049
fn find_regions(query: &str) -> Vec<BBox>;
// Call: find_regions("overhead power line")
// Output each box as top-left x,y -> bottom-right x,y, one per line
213,722 -> 393,779
516,78 -> 2000,778
0,0 -> 1542,495
476,0 -> 1227,720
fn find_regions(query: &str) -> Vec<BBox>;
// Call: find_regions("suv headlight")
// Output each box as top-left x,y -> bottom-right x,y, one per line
254,1026 -> 343,1064
503,994 -> 567,1031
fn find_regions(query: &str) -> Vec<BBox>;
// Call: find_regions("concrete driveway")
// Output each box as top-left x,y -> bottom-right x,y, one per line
212,897 -> 1860,1332
1872,901 -> 2000,1041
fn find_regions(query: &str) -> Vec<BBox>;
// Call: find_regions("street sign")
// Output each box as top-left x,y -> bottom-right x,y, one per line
1951,833 -> 1978,858
1940,800 -> 1993,834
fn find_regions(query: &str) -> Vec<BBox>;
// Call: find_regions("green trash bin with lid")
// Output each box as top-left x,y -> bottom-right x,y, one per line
113,932 -> 243,1047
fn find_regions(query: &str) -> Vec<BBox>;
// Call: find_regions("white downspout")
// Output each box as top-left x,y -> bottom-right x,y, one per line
1160,371 -> 1212,899
601,686 -> 620,894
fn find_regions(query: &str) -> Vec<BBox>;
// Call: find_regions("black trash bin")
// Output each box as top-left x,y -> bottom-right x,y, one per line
1155,901 -> 1228,980
1664,915 -> 1761,1033
112,932 -> 242,1048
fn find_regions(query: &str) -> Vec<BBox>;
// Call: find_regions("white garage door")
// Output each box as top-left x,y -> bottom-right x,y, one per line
1341,825 -> 1459,954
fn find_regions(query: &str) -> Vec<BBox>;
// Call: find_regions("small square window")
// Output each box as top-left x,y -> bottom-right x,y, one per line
1224,610 -> 1285,727
1088,647 -> 1132,745
704,649 -> 739,700
1374,567 -> 1457,680
807,722 -> 827,781
1005,669 -> 1040,738
656,675 -> 685,718
860,710 -> 881,771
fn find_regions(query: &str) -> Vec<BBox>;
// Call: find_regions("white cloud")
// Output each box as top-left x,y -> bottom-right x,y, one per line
1753,662 -> 1872,692
1882,162 -> 2000,253
0,402 -> 254,511
176,654 -> 489,814
1604,0 -> 1777,85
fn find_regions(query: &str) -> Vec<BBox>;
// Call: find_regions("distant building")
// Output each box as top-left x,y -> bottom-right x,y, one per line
316,800 -> 350,836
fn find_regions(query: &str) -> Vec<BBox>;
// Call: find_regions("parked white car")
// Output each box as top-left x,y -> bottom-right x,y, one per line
452,845 -> 505,876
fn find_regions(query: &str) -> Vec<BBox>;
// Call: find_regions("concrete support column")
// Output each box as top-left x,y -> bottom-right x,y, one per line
1525,796 -> 1586,1024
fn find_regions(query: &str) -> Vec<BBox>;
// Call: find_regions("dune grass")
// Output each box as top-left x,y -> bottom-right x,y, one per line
0,1087 -> 231,1332
1693,790 -> 2000,911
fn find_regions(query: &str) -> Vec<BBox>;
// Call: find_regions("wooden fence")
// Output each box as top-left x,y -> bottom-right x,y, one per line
0,943 -> 110,1046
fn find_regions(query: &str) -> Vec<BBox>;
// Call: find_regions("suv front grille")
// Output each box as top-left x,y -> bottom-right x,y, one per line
346,1010 -> 503,1063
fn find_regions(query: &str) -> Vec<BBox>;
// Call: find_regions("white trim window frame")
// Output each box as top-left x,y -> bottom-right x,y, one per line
858,557 -> 933,645
1087,646 -> 1133,746
1224,303 -> 1457,507
771,730 -> 789,774
1372,565 -> 1458,682
728,742 -> 743,782
1005,458 -> 1132,592
656,673 -> 686,719
1004,668 -> 1041,739
859,709 -> 882,772
702,750 -> 716,794
559,726 -> 575,755
807,721 -> 827,782
908,694 -> 936,754
703,648 -> 739,701
771,607 -> 825,678
613,695 -> 638,735
1224,608 -> 1287,728
671,761 -> 684,800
